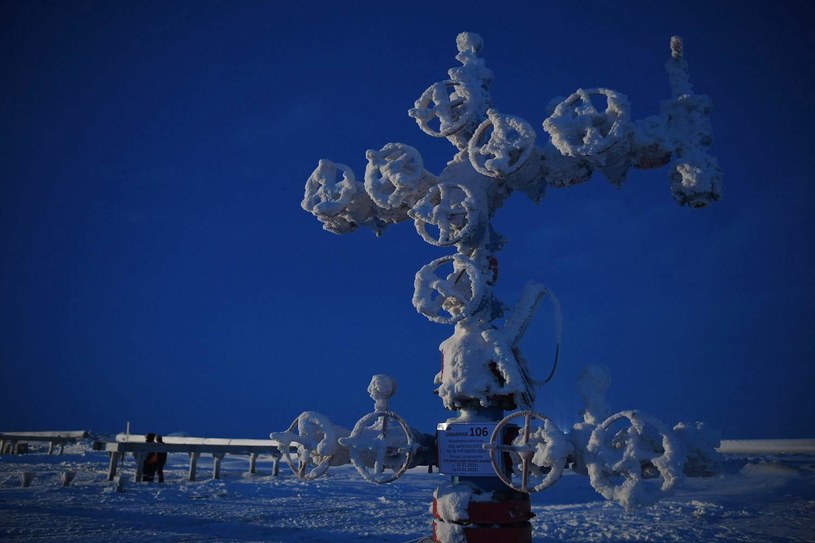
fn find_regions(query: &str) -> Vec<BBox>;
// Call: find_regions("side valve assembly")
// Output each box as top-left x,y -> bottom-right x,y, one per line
270,375 -> 435,483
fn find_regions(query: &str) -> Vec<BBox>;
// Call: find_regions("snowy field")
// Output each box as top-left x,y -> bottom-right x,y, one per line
1,441 -> 813,543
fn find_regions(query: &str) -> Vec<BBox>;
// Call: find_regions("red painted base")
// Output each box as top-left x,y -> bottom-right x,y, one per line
432,496 -> 533,543
432,497 -> 533,524
432,520 -> 532,543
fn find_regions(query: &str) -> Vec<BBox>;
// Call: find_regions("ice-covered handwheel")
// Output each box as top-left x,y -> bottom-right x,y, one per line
302,159 -> 359,217
302,160 -> 372,234
364,143 -> 429,209
543,88 -> 632,160
468,109 -> 537,178
586,410 -> 683,509
338,411 -> 415,484
409,183 -> 482,246
483,410 -> 572,493
409,80 -> 473,138
270,411 -> 340,481
413,255 -> 485,324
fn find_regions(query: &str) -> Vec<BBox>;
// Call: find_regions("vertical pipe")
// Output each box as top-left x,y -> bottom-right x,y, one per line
433,406 -> 532,543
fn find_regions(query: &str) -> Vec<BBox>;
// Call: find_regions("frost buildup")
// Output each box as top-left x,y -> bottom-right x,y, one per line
301,31 -> 721,412
569,367 -> 724,508
673,421 -> 723,477
272,376 -> 420,484
298,32 -> 724,517
270,411 -> 351,481
662,36 -> 723,207
586,410 -> 684,510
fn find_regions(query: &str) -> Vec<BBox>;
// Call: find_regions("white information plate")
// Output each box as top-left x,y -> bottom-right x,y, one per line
437,422 -> 499,477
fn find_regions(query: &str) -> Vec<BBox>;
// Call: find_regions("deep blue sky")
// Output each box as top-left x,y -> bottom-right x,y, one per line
2,1 -> 813,440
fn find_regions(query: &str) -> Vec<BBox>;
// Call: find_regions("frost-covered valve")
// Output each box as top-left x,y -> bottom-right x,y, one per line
338,375 -> 416,484
483,410 -> 572,493
409,32 -> 492,150
468,109 -> 539,181
409,182 -> 483,247
413,255 -> 486,324
543,88 -> 633,185
586,410 -> 683,509
410,80 -> 473,139
302,160 -> 375,234
364,143 -> 434,210
270,411 -> 349,481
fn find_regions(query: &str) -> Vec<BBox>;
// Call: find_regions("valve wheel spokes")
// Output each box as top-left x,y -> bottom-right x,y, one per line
469,110 -> 537,178
302,160 -> 359,217
484,410 -> 571,493
409,183 -> 481,247
410,80 -> 472,138
270,411 -> 338,482
339,411 -> 415,484
364,143 -> 427,209
543,88 -> 632,159
586,410 -> 682,508
412,255 -> 485,324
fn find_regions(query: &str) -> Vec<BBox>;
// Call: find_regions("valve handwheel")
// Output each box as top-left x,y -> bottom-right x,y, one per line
468,109 -> 537,178
586,410 -> 682,507
413,255 -> 485,324
484,410 -> 571,493
409,183 -> 481,247
543,88 -> 632,159
339,411 -> 415,484
410,80 -> 472,138
270,411 -> 339,482
364,143 -> 427,209
302,159 -> 359,217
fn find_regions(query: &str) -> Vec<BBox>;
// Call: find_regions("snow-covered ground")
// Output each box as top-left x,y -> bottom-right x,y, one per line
1,441 -> 813,542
